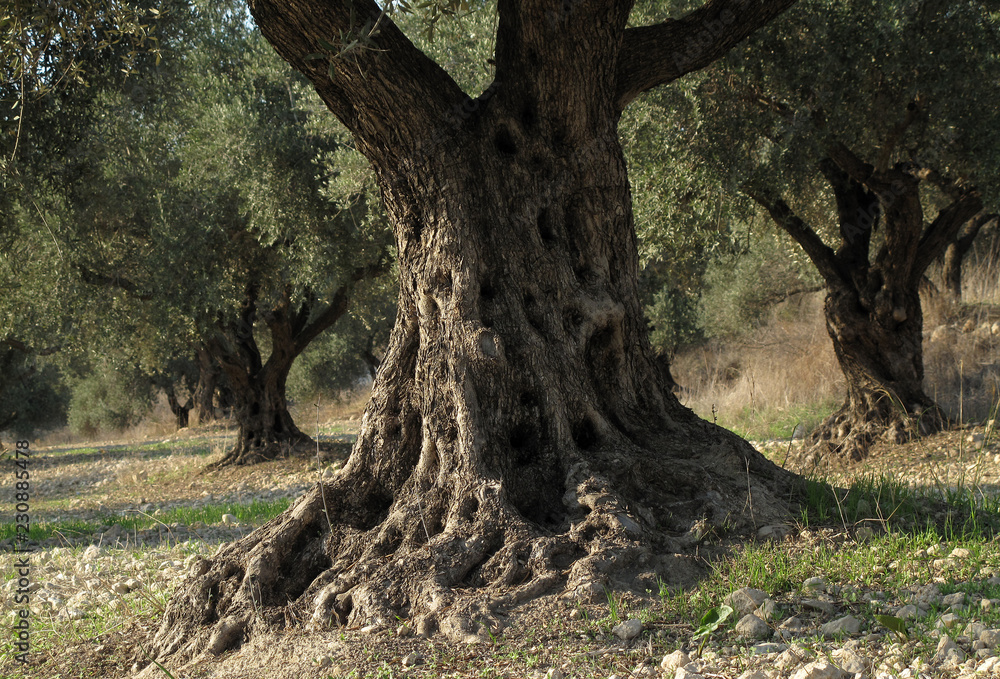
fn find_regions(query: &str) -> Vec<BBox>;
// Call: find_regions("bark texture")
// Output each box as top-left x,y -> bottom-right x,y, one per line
147,0 -> 798,666
753,145 -> 982,461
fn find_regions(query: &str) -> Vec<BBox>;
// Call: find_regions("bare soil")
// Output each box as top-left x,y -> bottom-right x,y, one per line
8,418 -> 998,679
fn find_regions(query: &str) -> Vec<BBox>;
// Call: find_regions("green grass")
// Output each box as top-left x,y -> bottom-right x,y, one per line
716,397 -> 840,442
0,498 -> 292,543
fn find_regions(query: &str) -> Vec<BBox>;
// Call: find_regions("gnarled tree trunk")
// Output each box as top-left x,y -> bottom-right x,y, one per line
208,270 -> 375,467
146,0 -> 799,666
754,142 -> 981,461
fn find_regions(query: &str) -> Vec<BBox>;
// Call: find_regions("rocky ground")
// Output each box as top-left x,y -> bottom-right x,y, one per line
3,421 -> 1000,679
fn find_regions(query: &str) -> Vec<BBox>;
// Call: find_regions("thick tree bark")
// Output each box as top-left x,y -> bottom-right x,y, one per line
190,345 -> 219,425
753,145 -> 982,461
147,0 -> 798,665
940,212 -> 997,301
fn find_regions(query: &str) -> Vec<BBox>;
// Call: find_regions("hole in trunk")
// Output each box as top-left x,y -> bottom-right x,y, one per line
572,417 -> 599,450
494,125 -> 517,155
537,208 -> 556,243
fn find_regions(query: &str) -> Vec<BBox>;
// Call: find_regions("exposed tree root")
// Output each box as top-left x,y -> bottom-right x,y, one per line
145,421 -> 794,670
806,395 -> 949,462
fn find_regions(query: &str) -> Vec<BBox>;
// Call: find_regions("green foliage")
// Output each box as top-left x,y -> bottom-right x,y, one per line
0,352 -> 68,437
698,230 -> 820,339
67,364 -> 154,437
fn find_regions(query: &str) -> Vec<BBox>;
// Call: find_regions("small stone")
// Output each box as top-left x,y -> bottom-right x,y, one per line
726,587 -> 769,615
82,545 -> 101,561
735,613 -> 771,640
661,650 -> 691,672
933,558 -> 958,572
950,547 -> 972,559
111,581 -> 130,595
938,613 -> 962,629
802,577 -> 827,593
776,646 -> 813,671
631,662 -> 658,677
612,618 -> 643,641
545,669 -> 564,679
401,652 -> 424,667
790,660 -> 849,679
396,623 -> 412,638
895,604 -> 918,619
221,514 -> 239,525
982,599 -> 994,613
832,648 -> 866,674
934,635 -> 966,665
737,671 -> 767,679
821,615 -> 861,638
979,629 -> 1000,648
801,599 -> 838,616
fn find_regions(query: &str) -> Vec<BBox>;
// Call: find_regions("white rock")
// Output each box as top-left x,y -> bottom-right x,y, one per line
832,647 -> 866,674
674,669 -> 703,679
950,547 -> 972,559
735,613 -> 771,640
612,618 -> 643,641
895,604 -> 918,619
980,629 -> 1000,647
938,613 -> 962,629
221,513 -> 239,525
934,635 -> 966,665
821,615 -> 861,638
790,660 -> 849,679
82,545 -> 101,561
726,587 -> 769,615
661,650 -> 691,672
976,657 -> 1000,673
737,671 -> 767,679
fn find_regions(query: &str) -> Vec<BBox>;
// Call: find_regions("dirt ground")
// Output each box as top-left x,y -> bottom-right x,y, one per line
8,418 -> 998,679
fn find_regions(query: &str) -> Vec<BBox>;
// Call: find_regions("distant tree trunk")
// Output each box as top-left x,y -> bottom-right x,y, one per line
191,345 -> 219,425
207,270 -> 375,467
940,213 -> 997,301
165,386 -> 192,429
753,145 -> 982,460
149,0 -> 799,663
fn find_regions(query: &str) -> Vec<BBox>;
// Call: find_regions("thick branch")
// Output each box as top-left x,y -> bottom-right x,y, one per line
912,189 -> 984,280
78,266 -> 153,301
2,337 -> 60,356
747,188 -> 841,285
248,0 -> 468,165
293,260 -> 389,354
615,0 -> 798,110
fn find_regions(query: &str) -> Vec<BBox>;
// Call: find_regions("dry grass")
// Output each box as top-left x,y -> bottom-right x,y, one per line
674,254 -> 1000,439
673,291 -> 843,439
